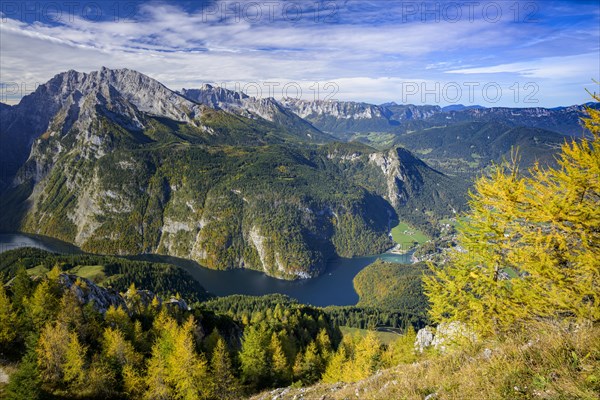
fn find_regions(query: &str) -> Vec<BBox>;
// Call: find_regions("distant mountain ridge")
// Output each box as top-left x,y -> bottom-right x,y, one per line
281,99 -> 441,139
280,98 -> 596,138
394,122 -> 568,174
441,104 -> 486,112
424,104 -> 596,137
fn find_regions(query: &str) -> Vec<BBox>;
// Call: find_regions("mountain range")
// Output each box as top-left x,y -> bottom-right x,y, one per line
0,67 -> 593,279
282,98 -> 596,139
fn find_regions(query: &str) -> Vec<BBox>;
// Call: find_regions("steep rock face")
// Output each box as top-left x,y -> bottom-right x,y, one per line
366,147 -> 459,215
282,98 -> 392,120
368,148 -> 418,208
94,68 -> 202,122
282,99 -> 443,123
25,67 -> 203,125
281,98 -> 394,138
182,85 -> 248,110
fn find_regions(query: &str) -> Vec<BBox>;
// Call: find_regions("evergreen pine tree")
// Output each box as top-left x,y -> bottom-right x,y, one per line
168,317 -> 212,400
5,350 -> 42,400
10,266 -> 32,312
63,332 -> 87,389
25,280 -> 60,331
36,322 -> 70,389
293,341 -> 322,384
316,328 -> 333,362
321,344 -> 348,383
352,332 -> 382,381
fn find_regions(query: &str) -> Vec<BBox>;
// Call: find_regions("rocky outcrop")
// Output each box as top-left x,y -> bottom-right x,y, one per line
59,273 -> 127,313
248,226 -> 270,273
415,322 -> 477,353
58,273 -> 189,314
368,147 -> 427,208
0,367 -> 9,384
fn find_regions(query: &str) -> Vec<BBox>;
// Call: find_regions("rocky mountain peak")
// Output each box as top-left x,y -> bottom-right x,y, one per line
181,85 -> 250,110
0,68 -> 208,190
18,67 -> 203,127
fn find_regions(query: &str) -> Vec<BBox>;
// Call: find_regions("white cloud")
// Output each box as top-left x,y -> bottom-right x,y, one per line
0,0 -> 598,107
446,53 -> 600,80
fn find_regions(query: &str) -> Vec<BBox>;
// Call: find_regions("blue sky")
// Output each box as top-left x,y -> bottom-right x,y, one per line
1,0 -> 598,106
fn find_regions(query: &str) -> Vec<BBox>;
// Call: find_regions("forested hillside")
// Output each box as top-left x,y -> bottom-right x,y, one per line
0,267 -> 343,399
353,260 -> 429,316
394,122 -> 567,175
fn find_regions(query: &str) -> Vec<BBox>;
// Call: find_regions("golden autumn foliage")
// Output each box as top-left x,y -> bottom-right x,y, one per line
144,313 -> 212,400
0,284 -> 17,348
425,95 -> 600,336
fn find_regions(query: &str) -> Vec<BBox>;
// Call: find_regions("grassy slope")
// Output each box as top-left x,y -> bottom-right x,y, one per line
28,264 -> 108,283
252,322 -> 600,400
